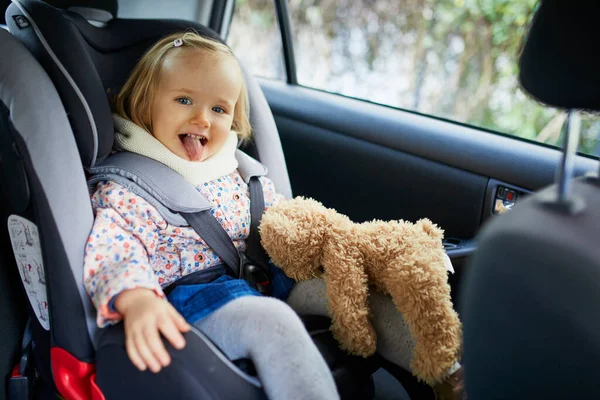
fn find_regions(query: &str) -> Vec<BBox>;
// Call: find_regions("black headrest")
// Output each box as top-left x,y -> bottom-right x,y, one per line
44,0 -> 117,19
7,0 -> 223,167
519,0 -> 600,111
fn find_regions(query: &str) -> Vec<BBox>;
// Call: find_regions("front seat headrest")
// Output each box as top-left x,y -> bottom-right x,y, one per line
519,0 -> 600,111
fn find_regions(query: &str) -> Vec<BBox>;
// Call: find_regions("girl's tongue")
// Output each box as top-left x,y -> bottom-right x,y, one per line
181,135 -> 205,161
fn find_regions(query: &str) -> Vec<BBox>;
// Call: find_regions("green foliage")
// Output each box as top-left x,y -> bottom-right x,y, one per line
230,0 -> 598,157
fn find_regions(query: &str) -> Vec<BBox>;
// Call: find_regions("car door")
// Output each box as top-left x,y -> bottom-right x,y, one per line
222,0 -> 599,298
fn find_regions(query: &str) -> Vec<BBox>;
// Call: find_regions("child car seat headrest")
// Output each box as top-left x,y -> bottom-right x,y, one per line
44,0 -> 117,22
519,0 -> 600,112
5,0 -> 230,168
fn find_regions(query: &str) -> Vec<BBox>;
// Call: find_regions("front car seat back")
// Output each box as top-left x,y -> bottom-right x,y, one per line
4,0 -> 379,398
461,1 -> 600,399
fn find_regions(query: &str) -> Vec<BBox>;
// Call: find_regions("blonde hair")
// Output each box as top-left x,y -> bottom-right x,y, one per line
115,31 -> 251,140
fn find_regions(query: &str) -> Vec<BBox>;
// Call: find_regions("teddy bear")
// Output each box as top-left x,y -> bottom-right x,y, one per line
259,197 -> 462,385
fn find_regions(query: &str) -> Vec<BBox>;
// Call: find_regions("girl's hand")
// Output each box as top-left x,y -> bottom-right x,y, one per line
115,288 -> 191,373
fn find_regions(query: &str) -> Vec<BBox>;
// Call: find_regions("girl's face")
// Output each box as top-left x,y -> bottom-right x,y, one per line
149,49 -> 243,162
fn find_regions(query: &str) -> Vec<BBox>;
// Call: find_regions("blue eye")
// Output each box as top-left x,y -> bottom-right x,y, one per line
212,106 -> 225,114
176,97 -> 192,105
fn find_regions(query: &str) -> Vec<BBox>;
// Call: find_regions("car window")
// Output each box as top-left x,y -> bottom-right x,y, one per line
228,0 -> 599,158
227,0 -> 286,81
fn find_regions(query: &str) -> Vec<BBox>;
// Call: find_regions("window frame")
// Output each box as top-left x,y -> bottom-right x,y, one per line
273,0 -> 297,85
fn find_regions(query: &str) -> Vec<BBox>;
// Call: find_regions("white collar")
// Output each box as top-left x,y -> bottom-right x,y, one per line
113,114 -> 239,186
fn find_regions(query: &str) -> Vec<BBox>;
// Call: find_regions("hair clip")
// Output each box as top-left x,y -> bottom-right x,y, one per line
173,38 -> 183,47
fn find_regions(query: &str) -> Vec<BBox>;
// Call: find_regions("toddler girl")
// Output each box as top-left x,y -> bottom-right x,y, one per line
84,31 -> 339,400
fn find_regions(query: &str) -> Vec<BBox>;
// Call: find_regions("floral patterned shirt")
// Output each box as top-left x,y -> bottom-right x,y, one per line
83,170 -> 284,327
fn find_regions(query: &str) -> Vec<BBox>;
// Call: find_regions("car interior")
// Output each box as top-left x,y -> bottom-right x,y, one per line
0,0 -> 598,399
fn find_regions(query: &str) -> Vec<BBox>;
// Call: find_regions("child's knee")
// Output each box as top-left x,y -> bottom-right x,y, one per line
249,297 -> 305,332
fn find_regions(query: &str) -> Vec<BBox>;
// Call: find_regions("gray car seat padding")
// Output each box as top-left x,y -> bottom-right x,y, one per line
87,150 -> 269,226
0,28 -> 96,357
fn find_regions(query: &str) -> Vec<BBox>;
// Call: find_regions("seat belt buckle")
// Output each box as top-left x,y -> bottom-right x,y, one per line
239,252 -> 272,296
8,364 -> 31,400
247,264 -> 273,296
246,264 -> 273,296
8,335 -> 34,400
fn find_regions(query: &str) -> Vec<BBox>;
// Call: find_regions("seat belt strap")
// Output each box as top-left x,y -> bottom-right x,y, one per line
246,177 -> 270,269
180,177 -> 270,280
180,177 -> 272,295
180,211 -> 241,278
241,177 -> 272,295
19,318 -> 32,375
89,152 -> 273,291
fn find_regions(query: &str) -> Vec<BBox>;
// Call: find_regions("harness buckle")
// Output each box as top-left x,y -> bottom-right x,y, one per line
239,252 -> 272,296
8,367 -> 30,400
8,333 -> 33,400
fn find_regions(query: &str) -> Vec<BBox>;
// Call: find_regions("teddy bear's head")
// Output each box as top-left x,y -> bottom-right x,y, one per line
259,197 -> 332,281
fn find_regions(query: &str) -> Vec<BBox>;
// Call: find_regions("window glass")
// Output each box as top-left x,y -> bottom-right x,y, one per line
228,0 -> 286,81
287,0 -> 599,157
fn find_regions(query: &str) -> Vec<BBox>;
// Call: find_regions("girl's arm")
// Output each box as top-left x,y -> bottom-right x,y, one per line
83,181 -> 166,327
84,181 -> 190,373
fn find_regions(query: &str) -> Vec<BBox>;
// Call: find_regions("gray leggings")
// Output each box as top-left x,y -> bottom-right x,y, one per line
194,295 -> 340,400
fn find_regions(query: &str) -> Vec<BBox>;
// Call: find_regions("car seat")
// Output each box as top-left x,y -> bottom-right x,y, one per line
1,0 -> 380,399
460,0 -> 600,398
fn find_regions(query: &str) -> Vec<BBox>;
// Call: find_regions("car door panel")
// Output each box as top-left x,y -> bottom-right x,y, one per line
261,81 -> 599,243
274,114 -> 487,240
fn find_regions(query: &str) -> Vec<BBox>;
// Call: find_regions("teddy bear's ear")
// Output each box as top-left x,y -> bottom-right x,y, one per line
416,218 -> 444,240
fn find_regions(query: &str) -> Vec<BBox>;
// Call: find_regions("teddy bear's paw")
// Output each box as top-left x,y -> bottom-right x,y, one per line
411,343 -> 460,386
332,322 -> 377,357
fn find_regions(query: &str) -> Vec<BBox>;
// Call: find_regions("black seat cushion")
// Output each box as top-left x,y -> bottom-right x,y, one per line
95,315 -> 379,400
